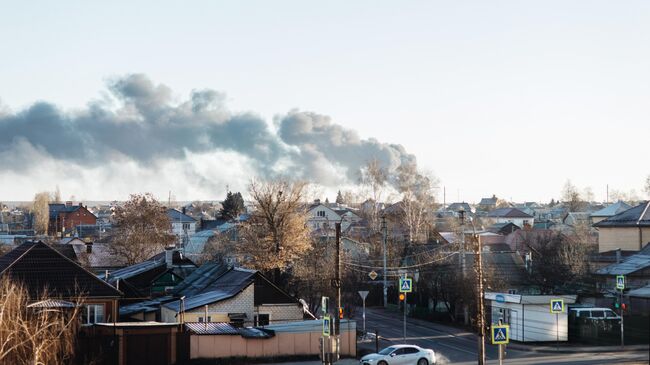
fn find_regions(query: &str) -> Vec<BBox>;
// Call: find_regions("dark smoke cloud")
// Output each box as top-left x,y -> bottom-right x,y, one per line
0,74 -> 417,185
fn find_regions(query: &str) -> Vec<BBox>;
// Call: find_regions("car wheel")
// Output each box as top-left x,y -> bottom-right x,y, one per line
378,361 -> 388,365
417,358 -> 429,365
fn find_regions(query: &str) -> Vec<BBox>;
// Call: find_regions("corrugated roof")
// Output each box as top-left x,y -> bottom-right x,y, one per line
595,251 -> 650,276
591,201 -> 632,217
27,299 -> 77,308
185,322 -> 239,335
487,208 -> 533,218
164,290 -> 233,312
628,285 -> 650,299
594,201 -> 650,227
167,209 -> 197,223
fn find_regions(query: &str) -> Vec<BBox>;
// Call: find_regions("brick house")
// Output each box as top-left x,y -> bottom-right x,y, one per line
0,240 -> 122,324
49,202 -> 97,237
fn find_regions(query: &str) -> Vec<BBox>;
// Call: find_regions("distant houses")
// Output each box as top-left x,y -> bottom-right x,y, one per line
48,202 -> 97,237
593,201 -> 650,252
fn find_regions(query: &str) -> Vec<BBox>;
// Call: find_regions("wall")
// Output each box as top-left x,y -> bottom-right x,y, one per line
598,227 -> 650,252
189,320 -> 356,359
255,304 -> 304,325
161,284 -> 255,323
491,302 -> 568,342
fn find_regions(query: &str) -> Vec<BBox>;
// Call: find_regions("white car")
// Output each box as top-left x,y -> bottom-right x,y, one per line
360,344 -> 436,365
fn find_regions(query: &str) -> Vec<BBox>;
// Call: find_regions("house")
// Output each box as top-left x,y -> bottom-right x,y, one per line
487,208 -> 534,228
593,201 -> 650,252
48,202 -> 97,237
167,208 -> 197,246
0,241 -> 122,324
485,293 -> 577,342
477,195 -> 498,212
595,244 -> 650,291
562,212 -> 592,227
590,201 -> 633,224
446,202 -> 473,215
156,262 -> 308,326
100,248 -> 197,300
487,222 -> 521,235
59,237 -> 127,273
306,200 -> 361,235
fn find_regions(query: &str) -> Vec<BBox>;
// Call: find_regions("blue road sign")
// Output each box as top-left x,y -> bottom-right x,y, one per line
323,315 -> 331,337
550,299 -> 564,314
399,278 -> 413,293
616,275 -> 625,290
491,325 -> 509,345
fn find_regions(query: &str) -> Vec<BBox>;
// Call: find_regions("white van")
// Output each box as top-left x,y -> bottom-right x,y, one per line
569,307 -> 620,320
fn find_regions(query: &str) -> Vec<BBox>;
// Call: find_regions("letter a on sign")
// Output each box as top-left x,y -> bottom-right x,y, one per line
550,299 -> 564,313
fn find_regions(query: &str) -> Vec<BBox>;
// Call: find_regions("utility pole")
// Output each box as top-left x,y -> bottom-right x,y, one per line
381,215 -> 388,308
475,232 -> 486,365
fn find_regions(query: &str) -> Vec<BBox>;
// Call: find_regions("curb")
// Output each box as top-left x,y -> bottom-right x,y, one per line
506,343 -> 649,354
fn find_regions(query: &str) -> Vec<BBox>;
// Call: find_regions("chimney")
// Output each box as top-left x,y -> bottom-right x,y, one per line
616,248 -> 621,263
314,199 -> 321,205
165,247 -> 174,268
65,201 -> 73,207
182,207 -> 186,215
86,242 -> 93,254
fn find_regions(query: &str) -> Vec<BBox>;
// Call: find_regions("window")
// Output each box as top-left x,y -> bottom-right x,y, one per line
378,347 -> 397,355
403,347 -> 420,354
198,317 -> 204,323
182,223 -> 190,230
317,210 -> 326,217
605,310 -> 618,318
591,310 -> 604,318
82,304 -> 105,324
255,314 -> 270,326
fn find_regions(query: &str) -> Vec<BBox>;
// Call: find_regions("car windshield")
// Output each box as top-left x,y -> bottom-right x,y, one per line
378,347 -> 397,355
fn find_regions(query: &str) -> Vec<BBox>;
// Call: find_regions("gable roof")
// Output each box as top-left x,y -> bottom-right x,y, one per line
591,201 -> 633,218
167,209 -> 197,223
0,241 -> 122,298
593,201 -> 650,228
488,208 -> 533,218
595,246 -> 650,276
479,197 -> 497,206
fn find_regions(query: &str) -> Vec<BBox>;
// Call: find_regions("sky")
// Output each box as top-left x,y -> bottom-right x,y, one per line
1,0 -> 649,203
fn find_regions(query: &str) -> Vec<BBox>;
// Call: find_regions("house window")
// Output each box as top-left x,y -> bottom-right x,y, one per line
317,211 -> 326,217
182,223 -> 190,230
82,304 -> 105,324
254,314 -> 270,326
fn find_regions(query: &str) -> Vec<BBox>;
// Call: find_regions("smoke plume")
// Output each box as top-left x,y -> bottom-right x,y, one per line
0,74 -> 416,198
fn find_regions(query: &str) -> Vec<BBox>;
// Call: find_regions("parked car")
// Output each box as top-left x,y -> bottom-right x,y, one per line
569,307 -> 620,320
359,344 -> 436,365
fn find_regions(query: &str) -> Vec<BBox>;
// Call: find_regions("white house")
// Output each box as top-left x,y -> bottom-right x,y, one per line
167,209 -> 197,247
485,292 -> 577,342
487,208 -> 534,229
306,201 -> 361,235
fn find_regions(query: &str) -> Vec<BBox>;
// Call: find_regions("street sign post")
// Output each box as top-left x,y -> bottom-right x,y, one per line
321,296 -> 329,314
398,277 -> 412,341
323,315 -> 331,337
491,324 -> 509,365
616,275 -> 625,349
550,299 -> 565,349
358,291 -> 369,336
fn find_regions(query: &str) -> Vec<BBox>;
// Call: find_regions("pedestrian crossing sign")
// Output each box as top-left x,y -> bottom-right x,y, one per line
616,275 -> 625,290
491,324 -> 509,345
399,278 -> 413,293
550,299 -> 564,314
323,315 -> 331,337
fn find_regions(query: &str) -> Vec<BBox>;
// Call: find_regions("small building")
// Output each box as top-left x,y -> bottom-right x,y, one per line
49,202 -> 97,237
593,201 -> 650,252
0,240 -> 122,324
167,209 -> 197,246
487,208 -> 534,228
485,292 -> 577,342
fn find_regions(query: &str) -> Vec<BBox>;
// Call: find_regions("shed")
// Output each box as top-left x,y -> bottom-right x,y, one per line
485,292 -> 577,342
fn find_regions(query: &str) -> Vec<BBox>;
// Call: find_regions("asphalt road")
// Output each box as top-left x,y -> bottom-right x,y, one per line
355,308 -> 648,365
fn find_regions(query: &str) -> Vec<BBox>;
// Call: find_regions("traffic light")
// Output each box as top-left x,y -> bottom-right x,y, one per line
621,303 -> 627,312
613,297 -> 620,309
338,307 -> 344,319
399,293 -> 405,301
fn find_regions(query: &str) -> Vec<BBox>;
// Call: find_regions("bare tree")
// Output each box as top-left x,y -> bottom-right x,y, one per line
395,164 -> 438,244
238,179 -> 311,283
561,180 -> 585,212
32,192 -> 50,235
109,193 -> 176,265
645,174 -> 650,198
0,277 -> 83,365
359,159 -> 389,233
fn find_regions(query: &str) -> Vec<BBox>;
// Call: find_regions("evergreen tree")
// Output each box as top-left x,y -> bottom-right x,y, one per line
220,191 -> 245,221
335,190 -> 344,204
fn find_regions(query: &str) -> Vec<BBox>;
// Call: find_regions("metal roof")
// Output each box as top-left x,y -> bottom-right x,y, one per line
595,251 -> 650,276
594,201 -> 650,227
167,209 -> 197,223
487,208 -> 533,218
164,289 -> 234,312
184,322 -> 239,335
28,299 -> 77,308
591,201 -> 632,217
628,285 -> 650,299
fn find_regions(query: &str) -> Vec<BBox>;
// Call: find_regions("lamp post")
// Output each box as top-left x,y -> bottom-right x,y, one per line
458,208 -> 485,365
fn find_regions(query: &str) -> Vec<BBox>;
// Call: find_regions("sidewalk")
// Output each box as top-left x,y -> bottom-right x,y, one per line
260,359 -> 358,365
507,342 -> 650,354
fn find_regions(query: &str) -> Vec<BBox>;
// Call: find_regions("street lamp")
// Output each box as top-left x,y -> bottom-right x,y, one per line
458,208 -> 486,365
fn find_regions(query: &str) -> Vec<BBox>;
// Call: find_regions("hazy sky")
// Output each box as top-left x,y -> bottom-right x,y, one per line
1,1 -> 649,202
